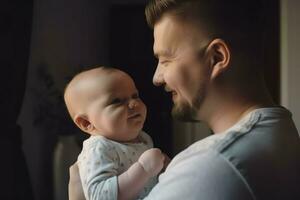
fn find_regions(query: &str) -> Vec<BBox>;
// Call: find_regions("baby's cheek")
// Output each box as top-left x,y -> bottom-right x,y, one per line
106,106 -> 127,125
142,103 -> 147,116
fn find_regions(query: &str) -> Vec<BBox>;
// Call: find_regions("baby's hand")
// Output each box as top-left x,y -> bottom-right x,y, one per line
138,148 -> 165,177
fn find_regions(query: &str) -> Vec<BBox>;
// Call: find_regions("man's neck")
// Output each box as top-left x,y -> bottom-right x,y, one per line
208,102 -> 260,134
198,85 -> 275,134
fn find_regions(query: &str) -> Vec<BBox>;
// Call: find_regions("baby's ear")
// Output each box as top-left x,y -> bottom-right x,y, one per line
74,114 -> 94,133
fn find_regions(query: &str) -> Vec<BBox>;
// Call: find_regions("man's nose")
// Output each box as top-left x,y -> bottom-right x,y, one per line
152,65 -> 164,86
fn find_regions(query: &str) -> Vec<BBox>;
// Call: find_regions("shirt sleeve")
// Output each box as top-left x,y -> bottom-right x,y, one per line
78,142 -> 119,200
144,150 -> 255,200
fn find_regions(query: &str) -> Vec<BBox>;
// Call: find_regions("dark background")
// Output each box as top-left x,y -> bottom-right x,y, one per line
109,4 -> 172,157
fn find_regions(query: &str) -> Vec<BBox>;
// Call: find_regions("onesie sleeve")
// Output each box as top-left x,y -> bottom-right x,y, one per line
78,142 -> 119,200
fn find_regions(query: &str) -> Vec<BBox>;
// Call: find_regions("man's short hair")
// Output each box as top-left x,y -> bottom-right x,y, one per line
145,0 -> 264,65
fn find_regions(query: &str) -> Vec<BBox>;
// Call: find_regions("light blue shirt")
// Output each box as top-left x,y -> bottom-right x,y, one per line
145,107 -> 300,200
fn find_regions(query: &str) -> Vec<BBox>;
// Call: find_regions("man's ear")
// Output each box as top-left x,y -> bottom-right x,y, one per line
74,114 -> 94,133
207,38 -> 230,80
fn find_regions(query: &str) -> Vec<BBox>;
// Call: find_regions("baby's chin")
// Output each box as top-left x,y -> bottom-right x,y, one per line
101,129 -> 141,143
122,130 -> 143,143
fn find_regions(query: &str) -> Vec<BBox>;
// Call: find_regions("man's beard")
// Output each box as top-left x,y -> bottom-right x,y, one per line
172,103 -> 198,122
171,96 -> 203,122
171,83 -> 207,122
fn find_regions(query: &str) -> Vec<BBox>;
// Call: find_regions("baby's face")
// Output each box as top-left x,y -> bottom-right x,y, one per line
87,71 -> 147,142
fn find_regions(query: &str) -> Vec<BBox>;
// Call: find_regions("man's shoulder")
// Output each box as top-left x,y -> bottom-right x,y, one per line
215,106 -> 299,158
217,106 -> 300,159
212,107 -> 300,199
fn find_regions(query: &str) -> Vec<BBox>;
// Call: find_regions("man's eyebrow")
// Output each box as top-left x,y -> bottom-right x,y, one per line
154,49 -> 173,58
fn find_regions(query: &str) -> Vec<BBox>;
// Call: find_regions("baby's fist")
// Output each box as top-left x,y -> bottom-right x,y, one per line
138,148 -> 164,177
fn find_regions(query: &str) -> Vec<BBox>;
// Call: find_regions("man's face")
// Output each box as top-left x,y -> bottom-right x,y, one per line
152,15 -> 211,122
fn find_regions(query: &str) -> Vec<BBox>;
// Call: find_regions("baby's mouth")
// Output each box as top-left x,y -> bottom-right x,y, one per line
164,87 -> 177,100
169,91 -> 177,101
128,113 -> 141,119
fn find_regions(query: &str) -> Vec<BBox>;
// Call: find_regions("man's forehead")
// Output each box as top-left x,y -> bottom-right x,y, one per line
153,17 -> 179,57
153,20 -> 193,58
153,15 -> 209,57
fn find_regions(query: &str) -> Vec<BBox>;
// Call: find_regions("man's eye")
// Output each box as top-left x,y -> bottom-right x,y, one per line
159,60 -> 169,65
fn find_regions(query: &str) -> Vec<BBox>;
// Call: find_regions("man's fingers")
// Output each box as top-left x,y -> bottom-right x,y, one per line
68,163 -> 85,200
69,163 -> 80,182
69,163 -> 78,176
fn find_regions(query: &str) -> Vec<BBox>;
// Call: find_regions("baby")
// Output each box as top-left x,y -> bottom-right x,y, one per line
64,66 -> 166,200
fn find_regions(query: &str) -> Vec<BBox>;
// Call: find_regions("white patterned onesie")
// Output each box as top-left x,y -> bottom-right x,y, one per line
77,131 -> 157,200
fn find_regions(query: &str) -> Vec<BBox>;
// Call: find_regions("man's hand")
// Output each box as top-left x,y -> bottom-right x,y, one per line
68,163 -> 85,200
138,148 -> 165,177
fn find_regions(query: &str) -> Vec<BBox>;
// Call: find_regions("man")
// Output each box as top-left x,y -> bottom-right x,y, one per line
69,0 -> 300,199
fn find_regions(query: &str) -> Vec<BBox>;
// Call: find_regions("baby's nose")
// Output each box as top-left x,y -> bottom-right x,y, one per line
153,64 -> 164,86
128,99 -> 138,109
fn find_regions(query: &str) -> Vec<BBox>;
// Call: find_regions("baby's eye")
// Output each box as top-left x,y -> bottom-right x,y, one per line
132,93 -> 140,99
111,98 -> 122,104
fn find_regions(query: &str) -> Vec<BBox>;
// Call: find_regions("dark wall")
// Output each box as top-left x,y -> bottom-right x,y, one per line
262,0 -> 280,103
0,1 -> 34,200
109,4 -> 173,156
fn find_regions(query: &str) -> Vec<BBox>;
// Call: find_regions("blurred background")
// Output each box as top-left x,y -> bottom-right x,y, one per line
1,0 -> 299,199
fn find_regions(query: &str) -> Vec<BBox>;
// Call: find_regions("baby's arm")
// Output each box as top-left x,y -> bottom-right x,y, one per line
118,148 -> 165,200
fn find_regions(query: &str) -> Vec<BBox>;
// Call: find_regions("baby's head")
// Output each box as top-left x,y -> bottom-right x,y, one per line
64,66 -> 147,142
